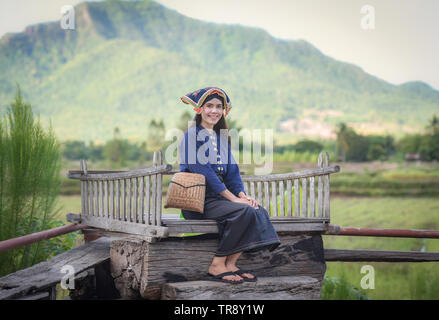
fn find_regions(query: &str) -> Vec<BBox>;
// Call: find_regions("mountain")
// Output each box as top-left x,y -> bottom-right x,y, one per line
0,0 -> 438,143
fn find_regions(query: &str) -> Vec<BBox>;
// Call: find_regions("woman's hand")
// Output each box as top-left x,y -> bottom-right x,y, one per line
232,197 -> 259,209
237,193 -> 260,209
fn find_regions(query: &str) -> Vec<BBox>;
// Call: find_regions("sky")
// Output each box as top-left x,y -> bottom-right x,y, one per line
1,0 -> 438,90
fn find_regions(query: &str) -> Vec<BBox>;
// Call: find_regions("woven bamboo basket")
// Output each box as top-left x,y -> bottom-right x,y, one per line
164,172 -> 206,213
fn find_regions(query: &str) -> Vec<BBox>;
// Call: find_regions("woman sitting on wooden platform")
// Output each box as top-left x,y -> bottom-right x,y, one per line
179,87 -> 281,284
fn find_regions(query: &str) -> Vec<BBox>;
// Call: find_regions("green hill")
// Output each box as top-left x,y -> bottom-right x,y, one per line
0,0 -> 438,143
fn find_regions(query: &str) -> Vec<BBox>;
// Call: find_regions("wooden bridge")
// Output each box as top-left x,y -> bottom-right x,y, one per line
1,151 -> 439,300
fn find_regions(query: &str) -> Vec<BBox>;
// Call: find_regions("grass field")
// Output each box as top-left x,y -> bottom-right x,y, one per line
324,196 -> 439,300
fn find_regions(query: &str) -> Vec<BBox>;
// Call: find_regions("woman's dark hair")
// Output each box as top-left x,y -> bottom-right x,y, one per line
193,95 -> 231,145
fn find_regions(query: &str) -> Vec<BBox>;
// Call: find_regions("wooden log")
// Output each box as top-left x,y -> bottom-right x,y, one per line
324,249 -> 439,262
161,276 -> 321,300
109,234 -> 326,300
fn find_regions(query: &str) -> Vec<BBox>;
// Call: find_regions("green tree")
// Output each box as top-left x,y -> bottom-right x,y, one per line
147,119 -> 165,152
177,111 -> 193,132
0,86 -> 62,276
104,127 -> 127,167
294,139 -> 323,153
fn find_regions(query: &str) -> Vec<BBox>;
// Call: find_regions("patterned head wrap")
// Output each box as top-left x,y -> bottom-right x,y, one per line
180,87 -> 232,117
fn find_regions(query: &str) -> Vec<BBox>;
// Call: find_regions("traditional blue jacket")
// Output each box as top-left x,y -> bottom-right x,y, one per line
179,125 -> 245,198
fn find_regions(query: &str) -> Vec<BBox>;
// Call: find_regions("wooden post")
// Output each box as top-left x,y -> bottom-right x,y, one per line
324,152 -> 330,219
80,160 -> 88,216
317,153 -> 324,218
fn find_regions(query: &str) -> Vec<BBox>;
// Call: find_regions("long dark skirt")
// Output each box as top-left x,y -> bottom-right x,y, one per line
182,196 -> 281,257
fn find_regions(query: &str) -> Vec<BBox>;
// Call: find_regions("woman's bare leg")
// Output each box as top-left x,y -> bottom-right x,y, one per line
208,256 -> 242,282
225,252 -> 255,280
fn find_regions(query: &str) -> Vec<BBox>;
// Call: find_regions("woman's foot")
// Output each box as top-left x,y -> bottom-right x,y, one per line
208,264 -> 243,282
226,263 -> 256,281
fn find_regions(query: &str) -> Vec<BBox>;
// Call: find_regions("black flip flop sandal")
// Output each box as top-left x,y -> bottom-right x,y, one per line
206,271 -> 244,284
234,269 -> 258,282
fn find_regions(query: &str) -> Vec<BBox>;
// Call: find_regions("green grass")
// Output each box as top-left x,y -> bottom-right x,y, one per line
323,196 -> 439,299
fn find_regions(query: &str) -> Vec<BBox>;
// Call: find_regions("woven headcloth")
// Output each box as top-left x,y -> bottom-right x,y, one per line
180,87 -> 232,117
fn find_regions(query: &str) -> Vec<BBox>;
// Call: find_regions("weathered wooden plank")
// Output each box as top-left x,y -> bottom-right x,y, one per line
241,165 -> 340,182
271,181 -> 277,217
67,164 -> 173,180
94,181 -> 99,217
145,175 -> 151,225
79,215 -> 169,238
324,152 -> 330,219
115,179 -> 120,220
104,180 -> 108,218
264,181 -> 270,212
161,218 -> 328,234
127,178 -> 132,222
294,179 -> 300,217
301,178 -> 307,218
87,181 -> 93,216
151,153 -> 157,226
324,249 -> 439,262
121,178 -> 126,221
310,176 -> 315,217
99,180 -> 103,217
162,276 -> 321,300
250,181 -> 256,199
139,176 -> 144,224
318,153 -> 324,218
279,180 -> 285,217
156,151 -> 163,227
80,160 -> 88,216
286,179 -> 292,216
0,238 -> 113,300
109,180 -> 114,219
244,181 -> 249,195
257,181 -> 262,206
133,177 -> 138,223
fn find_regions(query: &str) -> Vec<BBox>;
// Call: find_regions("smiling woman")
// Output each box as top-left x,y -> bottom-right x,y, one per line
179,87 -> 281,284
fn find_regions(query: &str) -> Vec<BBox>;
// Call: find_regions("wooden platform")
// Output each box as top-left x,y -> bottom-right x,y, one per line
0,238 -> 113,300
110,233 -> 326,300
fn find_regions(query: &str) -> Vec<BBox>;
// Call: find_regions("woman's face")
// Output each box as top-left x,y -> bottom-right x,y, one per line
200,97 -> 224,128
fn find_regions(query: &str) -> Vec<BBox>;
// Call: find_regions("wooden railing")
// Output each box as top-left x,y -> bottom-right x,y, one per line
67,151 -> 340,239
67,151 -> 172,238
242,152 -> 337,219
